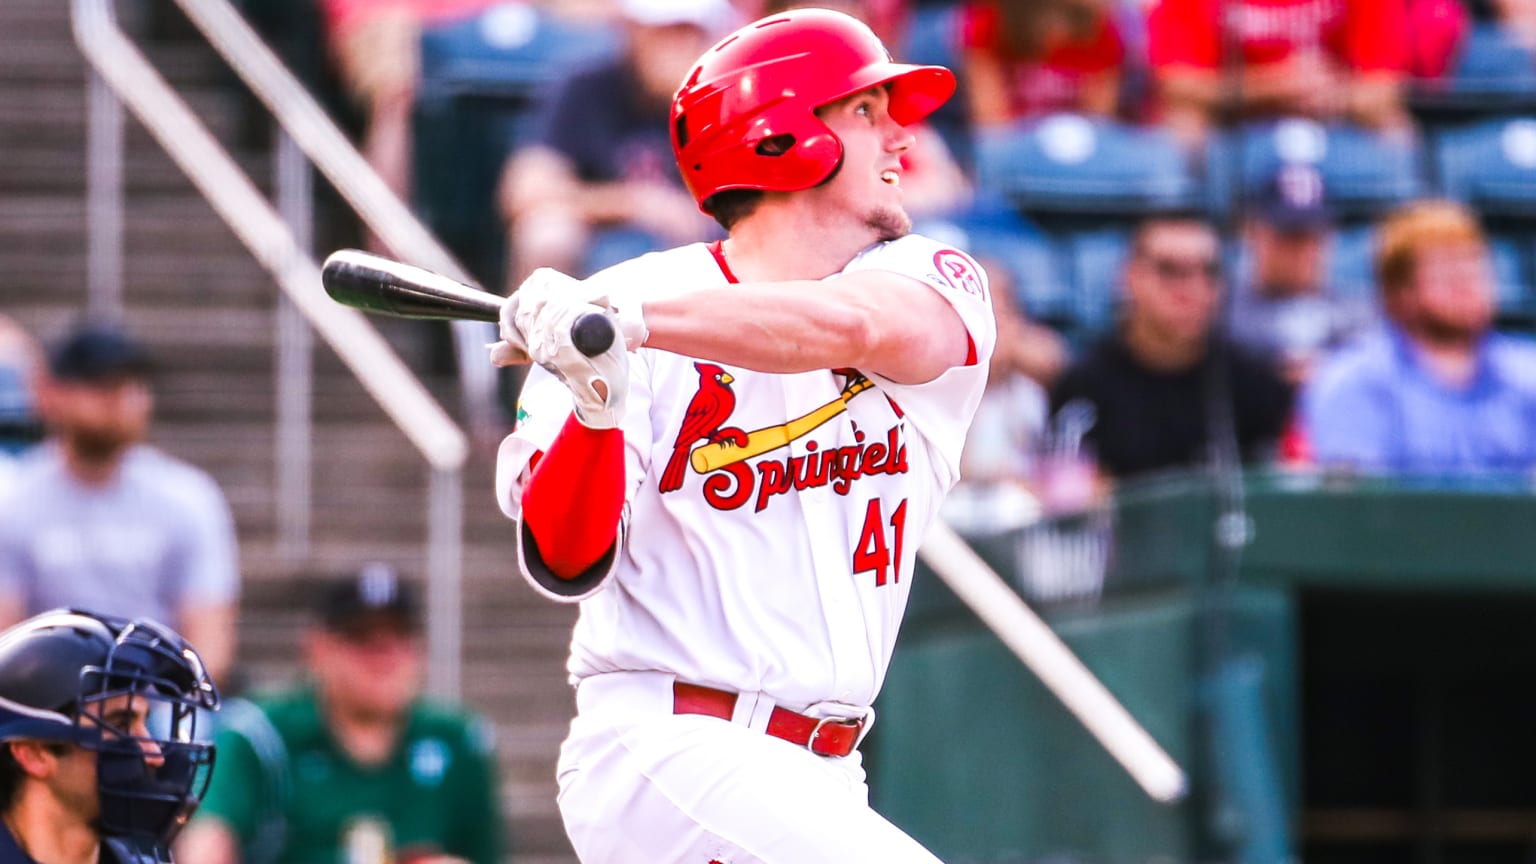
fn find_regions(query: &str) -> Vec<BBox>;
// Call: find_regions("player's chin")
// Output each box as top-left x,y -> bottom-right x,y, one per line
866,206 -> 912,243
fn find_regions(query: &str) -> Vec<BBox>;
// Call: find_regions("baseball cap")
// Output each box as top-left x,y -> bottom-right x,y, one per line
619,0 -> 732,29
1251,163 -> 1331,232
46,321 -> 153,383
316,563 -> 421,636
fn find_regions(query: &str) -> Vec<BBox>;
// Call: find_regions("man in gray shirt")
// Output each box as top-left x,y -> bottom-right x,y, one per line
0,321 -> 240,685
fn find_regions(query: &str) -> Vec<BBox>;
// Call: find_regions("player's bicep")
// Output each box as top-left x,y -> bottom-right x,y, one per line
839,269 -> 972,384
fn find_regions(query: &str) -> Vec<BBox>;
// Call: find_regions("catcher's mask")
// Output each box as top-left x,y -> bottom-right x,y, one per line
670,7 -> 955,212
0,608 -> 219,851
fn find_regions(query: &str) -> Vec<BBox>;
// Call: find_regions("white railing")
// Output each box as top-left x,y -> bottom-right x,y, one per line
72,0 -> 472,697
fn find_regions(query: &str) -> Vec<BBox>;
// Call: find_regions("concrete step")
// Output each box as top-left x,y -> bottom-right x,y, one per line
0,143 -> 275,198
0,84 -> 245,149
0,197 -> 261,258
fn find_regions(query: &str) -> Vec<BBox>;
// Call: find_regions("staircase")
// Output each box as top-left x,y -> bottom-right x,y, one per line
0,1 -> 578,861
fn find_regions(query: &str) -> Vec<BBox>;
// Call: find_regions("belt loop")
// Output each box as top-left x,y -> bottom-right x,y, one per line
745,694 -> 777,732
729,690 -> 758,726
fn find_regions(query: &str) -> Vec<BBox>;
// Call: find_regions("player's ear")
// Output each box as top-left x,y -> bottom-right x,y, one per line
9,739 -> 64,779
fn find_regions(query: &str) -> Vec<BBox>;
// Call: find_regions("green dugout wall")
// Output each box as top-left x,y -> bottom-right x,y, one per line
871,471 -> 1536,863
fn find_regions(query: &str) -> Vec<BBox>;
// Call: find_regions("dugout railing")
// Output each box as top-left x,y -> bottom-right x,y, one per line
878,469 -> 1536,864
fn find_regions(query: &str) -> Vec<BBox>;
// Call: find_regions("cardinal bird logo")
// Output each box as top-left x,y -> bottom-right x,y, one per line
659,362 -> 749,493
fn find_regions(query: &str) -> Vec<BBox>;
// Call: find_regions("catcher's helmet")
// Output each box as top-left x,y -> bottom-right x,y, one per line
670,7 -> 955,211
0,609 -> 219,851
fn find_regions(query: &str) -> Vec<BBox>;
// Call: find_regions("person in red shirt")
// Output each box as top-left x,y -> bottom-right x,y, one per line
960,0 -> 1127,127
1148,0 -> 1413,142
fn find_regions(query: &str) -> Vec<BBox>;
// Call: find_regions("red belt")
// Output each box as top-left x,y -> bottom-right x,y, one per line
672,682 -> 864,758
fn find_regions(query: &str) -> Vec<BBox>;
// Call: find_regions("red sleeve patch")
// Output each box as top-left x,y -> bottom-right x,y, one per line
933,249 -> 987,299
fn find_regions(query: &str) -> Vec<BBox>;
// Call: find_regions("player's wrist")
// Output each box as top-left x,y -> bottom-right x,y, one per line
611,297 -> 648,351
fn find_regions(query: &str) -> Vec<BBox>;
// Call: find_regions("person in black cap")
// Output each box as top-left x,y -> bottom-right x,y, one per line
1228,163 -> 1376,384
179,563 -> 505,864
0,320 -> 240,688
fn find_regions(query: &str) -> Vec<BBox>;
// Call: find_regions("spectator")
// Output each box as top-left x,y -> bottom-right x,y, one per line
498,0 -> 732,285
0,321 -> 240,686
1302,200 -> 1536,472
1227,163 -> 1376,384
1050,214 -> 1295,480
959,0 -> 1127,127
320,0 -> 502,250
1147,0 -> 1413,143
177,564 -> 504,864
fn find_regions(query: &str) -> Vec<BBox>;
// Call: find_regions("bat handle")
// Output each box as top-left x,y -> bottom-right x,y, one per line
571,312 -> 616,357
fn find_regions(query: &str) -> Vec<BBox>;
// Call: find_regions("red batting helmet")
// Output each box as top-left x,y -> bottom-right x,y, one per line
670,8 -> 956,211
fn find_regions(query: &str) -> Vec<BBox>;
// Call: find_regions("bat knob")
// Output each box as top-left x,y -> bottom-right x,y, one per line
571,313 -> 616,357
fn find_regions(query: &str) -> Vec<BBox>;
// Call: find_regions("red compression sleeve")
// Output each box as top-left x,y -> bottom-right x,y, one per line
521,413 -> 625,579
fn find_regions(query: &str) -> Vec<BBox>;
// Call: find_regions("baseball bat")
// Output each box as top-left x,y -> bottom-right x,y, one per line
320,249 -> 615,357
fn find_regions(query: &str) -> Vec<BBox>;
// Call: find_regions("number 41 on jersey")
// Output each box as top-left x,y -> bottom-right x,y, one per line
854,498 -> 908,587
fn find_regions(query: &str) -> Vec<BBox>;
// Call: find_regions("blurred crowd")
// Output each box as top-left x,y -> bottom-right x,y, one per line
261,0 -> 1536,523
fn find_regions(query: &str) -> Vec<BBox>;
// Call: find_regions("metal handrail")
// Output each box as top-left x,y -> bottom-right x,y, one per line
166,0 -> 499,434
72,0 -> 468,696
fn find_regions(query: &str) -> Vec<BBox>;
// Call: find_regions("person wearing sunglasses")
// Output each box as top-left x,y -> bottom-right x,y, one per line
1049,213 -> 1295,482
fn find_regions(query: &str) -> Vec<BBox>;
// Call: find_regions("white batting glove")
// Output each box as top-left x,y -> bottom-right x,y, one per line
515,267 -> 649,352
487,291 -> 530,367
524,297 -> 629,430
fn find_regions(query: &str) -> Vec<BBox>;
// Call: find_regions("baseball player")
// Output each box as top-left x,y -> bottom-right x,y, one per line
490,9 -> 995,862
0,608 -> 220,864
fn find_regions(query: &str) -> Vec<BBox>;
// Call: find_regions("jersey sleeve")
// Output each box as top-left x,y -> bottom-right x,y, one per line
494,353 -> 655,602
842,234 -> 996,490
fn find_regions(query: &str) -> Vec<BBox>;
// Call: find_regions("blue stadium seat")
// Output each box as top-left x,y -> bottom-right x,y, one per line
1413,23 -> 1536,114
1065,227 -> 1132,337
1434,116 -> 1536,217
900,3 -> 973,170
1327,223 -> 1381,305
1210,120 -> 1426,219
412,4 -> 621,282
416,4 -> 620,104
0,366 -> 40,456
975,115 -> 1204,216
942,203 -> 1072,325
1490,234 -> 1534,321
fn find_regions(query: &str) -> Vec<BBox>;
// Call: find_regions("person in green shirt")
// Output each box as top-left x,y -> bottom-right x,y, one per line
177,564 -> 504,864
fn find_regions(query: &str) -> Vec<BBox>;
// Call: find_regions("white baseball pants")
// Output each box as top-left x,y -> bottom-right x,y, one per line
557,671 -> 946,864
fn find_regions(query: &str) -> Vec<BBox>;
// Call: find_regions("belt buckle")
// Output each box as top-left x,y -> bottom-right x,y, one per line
806,715 -> 860,755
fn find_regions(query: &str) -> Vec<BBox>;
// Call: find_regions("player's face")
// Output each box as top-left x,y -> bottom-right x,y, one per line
812,86 -> 916,243
43,694 -> 164,825
1126,221 -> 1223,346
1405,243 -> 1495,343
40,375 -> 152,461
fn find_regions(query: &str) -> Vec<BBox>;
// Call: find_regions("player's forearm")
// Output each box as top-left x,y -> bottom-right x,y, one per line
642,274 -> 967,382
178,602 -> 236,687
521,414 -> 625,579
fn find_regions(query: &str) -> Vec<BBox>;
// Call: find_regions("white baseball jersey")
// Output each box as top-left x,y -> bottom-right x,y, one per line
497,233 -> 995,712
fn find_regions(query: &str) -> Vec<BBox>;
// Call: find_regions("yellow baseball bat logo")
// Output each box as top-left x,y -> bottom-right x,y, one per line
690,377 -> 874,474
